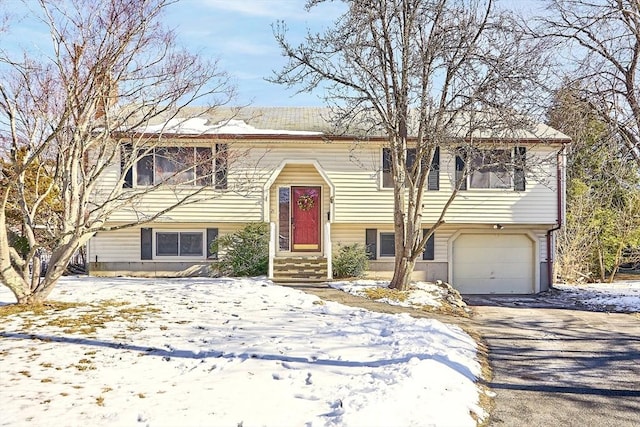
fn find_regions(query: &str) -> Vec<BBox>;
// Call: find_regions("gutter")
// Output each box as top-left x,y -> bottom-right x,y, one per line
546,147 -> 566,289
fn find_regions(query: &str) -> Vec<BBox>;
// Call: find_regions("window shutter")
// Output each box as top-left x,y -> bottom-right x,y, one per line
455,150 -> 467,191
141,228 -> 153,260
365,228 -> 377,260
428,147 -> 440,191
121,143 -> 133,188
382,148 -> 393,188
206,228 -> 219,259
514,147 -> 526,191
215,144 -> 228,189
422,230 -> 435,260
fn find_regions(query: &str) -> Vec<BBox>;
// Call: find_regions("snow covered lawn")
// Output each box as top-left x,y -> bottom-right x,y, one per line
553,281 -> 640,312
0,277 -> 484,427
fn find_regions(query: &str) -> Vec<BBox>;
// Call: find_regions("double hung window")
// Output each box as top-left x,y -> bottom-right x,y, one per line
123,144 -> 228,188
156,231 -> 204,257
469,149 -> 511,189
456,147 -> 527,191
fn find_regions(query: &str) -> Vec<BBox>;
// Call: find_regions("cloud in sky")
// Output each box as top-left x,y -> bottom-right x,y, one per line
198,0 -> 312,19
166,0 -> 344,105
197,0 -> 346,21
1,0 -> 338,106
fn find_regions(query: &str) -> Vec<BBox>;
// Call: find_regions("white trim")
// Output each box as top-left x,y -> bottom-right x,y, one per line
262,159 -> 335,223
468,148 -> 513,190
324,222 -> 332,279
268,222 -> 276,279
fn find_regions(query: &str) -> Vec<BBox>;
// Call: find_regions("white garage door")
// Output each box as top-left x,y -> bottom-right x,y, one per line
453,233 -> 534,294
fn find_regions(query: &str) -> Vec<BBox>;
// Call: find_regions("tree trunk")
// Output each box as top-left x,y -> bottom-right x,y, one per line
597,247 -> 606,282
608,244 -> 624,284
1,189 -> 78,304
16,292 -> 49,305
0,189 -> 31,303
389,255 -> 415,291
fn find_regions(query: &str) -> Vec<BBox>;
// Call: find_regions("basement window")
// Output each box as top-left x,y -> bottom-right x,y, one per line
156,231 -> 204,257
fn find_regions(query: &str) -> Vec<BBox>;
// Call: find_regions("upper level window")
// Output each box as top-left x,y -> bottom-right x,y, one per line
456,147 -> 526,191
469,149 -> 511,189
124,144 -> 228,189
155,147 -> 196,184
382,147 -> 439,190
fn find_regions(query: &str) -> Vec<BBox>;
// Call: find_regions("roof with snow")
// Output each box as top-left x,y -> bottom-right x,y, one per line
136,106 -> 571,142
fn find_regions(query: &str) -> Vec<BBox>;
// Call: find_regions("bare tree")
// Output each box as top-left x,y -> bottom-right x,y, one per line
272,0 -> 553,290
0,0 -> 237,304
549,85 -> 640,282
538,0 -> 640,166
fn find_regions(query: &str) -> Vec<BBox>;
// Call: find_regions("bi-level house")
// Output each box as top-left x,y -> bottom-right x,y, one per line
88,107 -> 570,294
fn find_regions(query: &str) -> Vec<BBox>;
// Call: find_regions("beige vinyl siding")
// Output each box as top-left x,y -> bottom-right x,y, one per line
435,146 -> 560,224
89,223 -> 243,263
99,143 -> 274,223
537,231 -> 549,261
328,144 -> 560,224
89,227 -> 139,263
106,188 -> 263,223
330,224 -> 449,263
257,142 -> 560,225
230,142 -> 382,223
329,224 -> 549,264
99,140 -> 560,226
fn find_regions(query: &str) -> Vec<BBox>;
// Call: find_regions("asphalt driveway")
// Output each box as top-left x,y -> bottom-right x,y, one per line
467,296 -> 640,426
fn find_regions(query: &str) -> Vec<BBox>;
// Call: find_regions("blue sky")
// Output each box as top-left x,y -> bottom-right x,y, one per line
2,0 -> 541,107
1,0 -> 343,107
165,0 -> 347,106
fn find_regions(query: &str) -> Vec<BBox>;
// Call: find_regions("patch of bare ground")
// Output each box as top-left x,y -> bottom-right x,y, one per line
0,300 -> 161,335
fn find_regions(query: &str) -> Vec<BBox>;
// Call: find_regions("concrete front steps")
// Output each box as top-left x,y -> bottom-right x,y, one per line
272,256 -> 329,283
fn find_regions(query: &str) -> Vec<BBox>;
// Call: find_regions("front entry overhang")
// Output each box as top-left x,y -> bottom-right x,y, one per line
262,159 -> 335,223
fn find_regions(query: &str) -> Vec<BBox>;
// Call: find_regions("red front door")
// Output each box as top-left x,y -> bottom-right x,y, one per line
292,186 -> 321,251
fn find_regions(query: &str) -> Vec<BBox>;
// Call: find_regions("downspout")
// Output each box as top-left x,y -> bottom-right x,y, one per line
546,146 -> 566,289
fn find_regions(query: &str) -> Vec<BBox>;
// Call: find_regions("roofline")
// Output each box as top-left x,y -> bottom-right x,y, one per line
114,132 -> 571,144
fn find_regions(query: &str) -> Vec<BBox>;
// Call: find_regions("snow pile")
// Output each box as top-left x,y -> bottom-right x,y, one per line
0,277 -> 483,427
332,279 -> 470,315
140,117 -> 323,136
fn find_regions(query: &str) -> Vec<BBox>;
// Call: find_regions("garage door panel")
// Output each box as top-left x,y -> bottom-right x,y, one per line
472,279 -> 518,292
455,263 -> 496,277
453,234 -> 534,294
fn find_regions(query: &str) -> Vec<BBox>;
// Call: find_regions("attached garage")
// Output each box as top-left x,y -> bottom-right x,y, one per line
452,233 -> 535,294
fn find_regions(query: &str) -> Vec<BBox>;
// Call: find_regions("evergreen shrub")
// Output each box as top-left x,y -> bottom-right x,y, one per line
332,243 -> 369,279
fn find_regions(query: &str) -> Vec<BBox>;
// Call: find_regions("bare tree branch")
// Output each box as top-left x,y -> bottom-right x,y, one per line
272,0 -> 554,290
537,0 -> 640,166
0,0 -> 239,304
